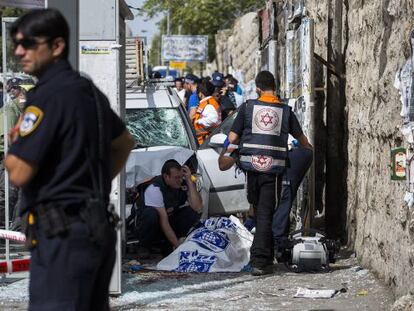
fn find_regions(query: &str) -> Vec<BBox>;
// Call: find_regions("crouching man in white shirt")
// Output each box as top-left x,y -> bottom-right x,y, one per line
133,159 -> 203,255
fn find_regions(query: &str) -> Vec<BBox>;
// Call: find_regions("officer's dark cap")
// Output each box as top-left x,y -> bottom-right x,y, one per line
184,74 -> 199,84
211,72 -> 224,87
8,77 -> 22,87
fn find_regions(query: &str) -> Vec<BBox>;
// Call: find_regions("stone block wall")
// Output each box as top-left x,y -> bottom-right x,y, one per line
210,0 -> 414,298
345,0 -> 414,297
306,0 -> 414,298
211,12 -> 260,83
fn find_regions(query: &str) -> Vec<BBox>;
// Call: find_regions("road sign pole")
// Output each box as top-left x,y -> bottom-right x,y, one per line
166,4 -> 170,77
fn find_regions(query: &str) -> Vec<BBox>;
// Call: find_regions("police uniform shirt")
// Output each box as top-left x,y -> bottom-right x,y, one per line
8,60 -> 126,214
231,96 -> 304,139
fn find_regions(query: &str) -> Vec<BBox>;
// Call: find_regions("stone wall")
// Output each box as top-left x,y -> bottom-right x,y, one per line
306,0 -> 414,298
346,0 -> 414,297
210,12 -> 260,83
210,0 -> 414,299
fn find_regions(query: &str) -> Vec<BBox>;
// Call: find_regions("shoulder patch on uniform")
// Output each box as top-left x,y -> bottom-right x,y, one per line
19,105 -> 44,137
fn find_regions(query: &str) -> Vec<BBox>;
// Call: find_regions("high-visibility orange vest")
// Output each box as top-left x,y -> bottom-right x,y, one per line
193,96 -> 221,145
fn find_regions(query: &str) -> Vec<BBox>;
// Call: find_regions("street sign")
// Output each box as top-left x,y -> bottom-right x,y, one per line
170,61 -> 186,69
162,35 -> 208,62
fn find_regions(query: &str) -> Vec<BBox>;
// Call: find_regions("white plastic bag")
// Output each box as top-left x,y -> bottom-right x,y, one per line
156,216 -> 253,272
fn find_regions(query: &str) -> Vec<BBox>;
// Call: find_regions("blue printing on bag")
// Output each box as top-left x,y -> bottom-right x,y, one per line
174,250 -> 216,272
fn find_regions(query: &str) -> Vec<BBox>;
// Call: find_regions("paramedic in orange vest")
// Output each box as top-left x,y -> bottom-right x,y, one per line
193,80 -> 222,145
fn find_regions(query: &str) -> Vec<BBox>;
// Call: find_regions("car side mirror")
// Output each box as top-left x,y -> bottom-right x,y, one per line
209,133 -> 227,148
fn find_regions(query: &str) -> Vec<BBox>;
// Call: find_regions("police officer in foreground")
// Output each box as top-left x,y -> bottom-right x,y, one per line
5,9 -> 135,310
228,71 -> 312,276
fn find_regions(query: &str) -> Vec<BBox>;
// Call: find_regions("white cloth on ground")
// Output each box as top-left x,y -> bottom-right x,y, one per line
156,216 -> 253,272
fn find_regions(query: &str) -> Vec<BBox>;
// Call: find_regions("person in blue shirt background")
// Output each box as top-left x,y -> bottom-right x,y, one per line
184,73 -> 200,119
224,74 -> 243,95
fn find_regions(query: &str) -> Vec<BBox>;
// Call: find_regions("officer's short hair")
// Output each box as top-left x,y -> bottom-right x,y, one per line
162,159 -> 182,175
255,71 -> 276,91
11,9 -> 69,59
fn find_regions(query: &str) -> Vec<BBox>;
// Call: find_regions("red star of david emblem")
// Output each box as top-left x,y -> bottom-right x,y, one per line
260,112 -> 273,126
256,155 -> 268,166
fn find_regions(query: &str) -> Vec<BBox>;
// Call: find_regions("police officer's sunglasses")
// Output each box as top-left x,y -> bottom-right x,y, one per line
12,37 -> 51,50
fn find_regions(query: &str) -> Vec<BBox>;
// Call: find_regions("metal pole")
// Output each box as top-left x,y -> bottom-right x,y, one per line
167,5 -> 170,36
285,30 -> 295,99
2,18 -> 10,274
166,3 -> 170,77
301,18 -> 315,230
145,45 -> 149,80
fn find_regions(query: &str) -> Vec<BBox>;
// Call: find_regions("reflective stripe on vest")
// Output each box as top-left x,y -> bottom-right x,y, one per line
242,143 -> 287,152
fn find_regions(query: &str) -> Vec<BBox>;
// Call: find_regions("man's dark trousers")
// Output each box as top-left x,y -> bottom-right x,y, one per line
272,147 -> 313,245
29,213 -> 116,311
136,205 -> 200,252
247,172 -> 282,268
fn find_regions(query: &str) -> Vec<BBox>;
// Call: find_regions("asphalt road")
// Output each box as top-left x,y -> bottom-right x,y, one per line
0,248 -> 393,310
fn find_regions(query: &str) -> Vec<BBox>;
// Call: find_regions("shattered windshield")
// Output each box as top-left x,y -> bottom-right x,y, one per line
126,108 -> 189,148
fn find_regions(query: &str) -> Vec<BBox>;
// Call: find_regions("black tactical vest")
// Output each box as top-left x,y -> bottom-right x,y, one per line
238,99 -> 290,174
152,176 -> 187,214
127,175 -> 188,233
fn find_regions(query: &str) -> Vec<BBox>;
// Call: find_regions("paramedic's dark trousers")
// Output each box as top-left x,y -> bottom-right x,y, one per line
247,172 -> 282,268
272,147 -> 313,245
29,210 -> 116,311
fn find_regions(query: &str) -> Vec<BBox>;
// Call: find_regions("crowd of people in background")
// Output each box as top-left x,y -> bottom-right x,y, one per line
0,77 -> 35,231
172,71 -> 244,145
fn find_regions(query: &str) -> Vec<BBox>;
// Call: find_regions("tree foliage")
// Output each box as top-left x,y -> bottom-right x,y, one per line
141,0 -> 265,64
149,33 -> 162,66
0,7 -> 24,17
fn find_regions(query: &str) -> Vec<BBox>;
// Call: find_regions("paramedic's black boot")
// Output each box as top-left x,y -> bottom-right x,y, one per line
251,265 -> 273,276
275,251 -> 289,263
274,237 -> 290,263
